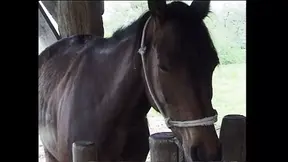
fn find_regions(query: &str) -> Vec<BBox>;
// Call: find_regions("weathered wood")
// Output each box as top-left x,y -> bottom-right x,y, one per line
41,1 -> 104,26
72,141 -> 97,162
39,2 -> 60,40
57,1 -> 104,38
41,0 -> 58,23
38,8 -> 57,54
220,114 -> 246,162
149,132 -> 183,162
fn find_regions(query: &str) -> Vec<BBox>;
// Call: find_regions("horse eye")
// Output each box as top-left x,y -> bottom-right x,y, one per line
159,64 -> 169,73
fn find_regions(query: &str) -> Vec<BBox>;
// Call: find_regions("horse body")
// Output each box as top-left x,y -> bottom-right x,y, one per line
39,1 -> 223,162
39,35 -> 150,161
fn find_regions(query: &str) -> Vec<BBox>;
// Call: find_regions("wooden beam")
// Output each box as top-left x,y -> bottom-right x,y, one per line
39,2 -> 60,40
57,1 -> 104,38
41,0 -> 58,23
38,8 -> 57,54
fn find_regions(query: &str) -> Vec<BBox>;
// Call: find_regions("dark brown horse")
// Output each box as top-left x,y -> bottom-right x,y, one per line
39,1 -> 221,161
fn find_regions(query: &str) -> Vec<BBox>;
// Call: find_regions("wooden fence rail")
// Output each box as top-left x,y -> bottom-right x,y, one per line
72,114 -> 246,162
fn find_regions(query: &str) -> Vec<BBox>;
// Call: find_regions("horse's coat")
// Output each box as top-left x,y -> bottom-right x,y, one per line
39,1 -> 222,162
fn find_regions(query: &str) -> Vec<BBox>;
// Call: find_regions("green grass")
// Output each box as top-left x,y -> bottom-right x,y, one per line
147,63 -> 246,127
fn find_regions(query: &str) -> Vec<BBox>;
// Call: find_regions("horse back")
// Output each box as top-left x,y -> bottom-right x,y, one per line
38,34 -> 143,161
38,34 -> 97,99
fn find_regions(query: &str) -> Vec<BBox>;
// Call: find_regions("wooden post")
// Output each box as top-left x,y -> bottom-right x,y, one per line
41,0 -> 104,28
72,141 -> 97,162
149,132 -> 183,162
38,8 -> 58,54
220,114 -> 246,162
57,1 -> 104,38
41,0 -> 58,22
39,2 -> 61,40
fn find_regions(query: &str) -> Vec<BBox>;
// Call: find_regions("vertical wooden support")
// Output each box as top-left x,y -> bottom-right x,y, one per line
72,141 -> 97,162
57,1 -> 104,38
149,132 -> 183,162
38,8 -> 58,54
41,1 -> 105,38
41,0 -> 58,22
220,114 -> 246,162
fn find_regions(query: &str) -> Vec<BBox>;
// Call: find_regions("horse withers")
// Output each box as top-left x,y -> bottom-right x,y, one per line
38,1 -> 221,161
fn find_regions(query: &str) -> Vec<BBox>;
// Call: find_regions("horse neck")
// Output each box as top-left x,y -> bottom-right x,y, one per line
98,36 -> 149,124
107,36 -> 142,92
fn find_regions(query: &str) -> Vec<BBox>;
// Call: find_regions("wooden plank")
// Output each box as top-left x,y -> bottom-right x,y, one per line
41,0 -> 58,22
57,1 -> 104,38
38,8 -> 57,54
220,114 -> 246,162
41,1 -> 104,24
39,2 -> 60,40
149,132 -> 183,162
72,141 -> 97,162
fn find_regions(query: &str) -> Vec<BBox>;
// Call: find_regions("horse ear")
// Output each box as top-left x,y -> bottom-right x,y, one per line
190,0 -> 211,20
148,0 -> 167,20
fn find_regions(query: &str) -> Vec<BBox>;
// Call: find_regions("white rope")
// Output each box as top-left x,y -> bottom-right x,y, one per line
165,113 -> 218,128
138,16 -> 168,118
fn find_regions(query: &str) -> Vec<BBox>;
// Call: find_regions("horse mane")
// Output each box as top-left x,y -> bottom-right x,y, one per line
110,11 -> 151,42
105,11 -> 152,64
108,2 -> 219,67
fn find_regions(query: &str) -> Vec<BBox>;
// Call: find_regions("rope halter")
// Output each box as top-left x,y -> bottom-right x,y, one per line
137,16 -> 218,129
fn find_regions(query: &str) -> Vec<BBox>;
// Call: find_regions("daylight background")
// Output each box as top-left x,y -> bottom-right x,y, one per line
38,1 -> 246,162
